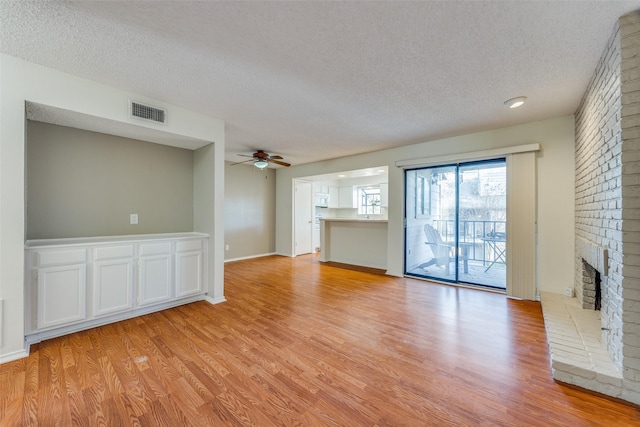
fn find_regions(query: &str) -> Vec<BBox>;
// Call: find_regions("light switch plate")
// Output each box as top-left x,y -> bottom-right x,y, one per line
130,213 -> 139,225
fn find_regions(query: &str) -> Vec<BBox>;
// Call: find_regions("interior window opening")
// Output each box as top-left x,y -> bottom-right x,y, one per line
359,186 -> 381,215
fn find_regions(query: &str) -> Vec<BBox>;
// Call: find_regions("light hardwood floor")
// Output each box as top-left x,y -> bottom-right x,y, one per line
1,254 -> 639,426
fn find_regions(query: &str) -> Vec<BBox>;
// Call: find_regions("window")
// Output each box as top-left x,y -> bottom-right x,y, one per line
359,187 -> 381,215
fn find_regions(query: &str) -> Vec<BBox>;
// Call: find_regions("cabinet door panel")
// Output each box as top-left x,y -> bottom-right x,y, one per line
37,264 -> 86,329
339,186 -> 355,208
175,251 -> 202,298
139,254 -> 172,306
94,259 -> 133,316
328,186 -> 340,208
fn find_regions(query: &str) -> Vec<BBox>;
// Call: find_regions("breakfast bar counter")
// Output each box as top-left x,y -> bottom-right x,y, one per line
319,218 -> 388,270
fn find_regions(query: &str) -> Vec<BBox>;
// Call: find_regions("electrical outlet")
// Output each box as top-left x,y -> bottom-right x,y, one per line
130,213 -> 139,225
225,244 -> 230,251
564,287 -> 575,298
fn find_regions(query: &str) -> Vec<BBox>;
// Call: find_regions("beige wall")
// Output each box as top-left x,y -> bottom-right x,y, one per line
224,162 -> 276,260
276,116 -> 576,296
26,121 -> 194,239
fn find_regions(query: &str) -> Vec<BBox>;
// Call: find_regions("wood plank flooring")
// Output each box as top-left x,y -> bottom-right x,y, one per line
2,254 -> 640,426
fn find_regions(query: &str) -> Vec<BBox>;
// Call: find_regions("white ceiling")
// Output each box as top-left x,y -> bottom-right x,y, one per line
2,1 -> 640,167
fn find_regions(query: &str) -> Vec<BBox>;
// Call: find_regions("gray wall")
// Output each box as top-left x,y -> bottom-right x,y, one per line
26,121 -> 194,239
224,162 -> 276,260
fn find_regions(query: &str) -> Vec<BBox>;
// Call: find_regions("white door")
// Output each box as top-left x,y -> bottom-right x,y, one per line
294,180 -> 313,255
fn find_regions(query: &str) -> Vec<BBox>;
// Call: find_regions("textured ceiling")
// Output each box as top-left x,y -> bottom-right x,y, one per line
2,1 -> 640,166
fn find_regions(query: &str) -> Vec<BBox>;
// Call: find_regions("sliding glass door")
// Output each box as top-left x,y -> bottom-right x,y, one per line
405,159 -> 507,289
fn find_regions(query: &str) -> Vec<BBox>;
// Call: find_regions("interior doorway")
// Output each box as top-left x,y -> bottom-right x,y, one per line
404,159 -> 507,289
294,180 -> 313,255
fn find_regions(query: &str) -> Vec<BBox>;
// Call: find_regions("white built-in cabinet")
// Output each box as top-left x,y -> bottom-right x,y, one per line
175,239 -> 204,298
339,186 -> 357,208
25,233 -> 208,343
315,184 -> 330,194
328,186 -> 340,208
138,242 -> 173,306
93,245 -> 134,317
36,250 -> 87,329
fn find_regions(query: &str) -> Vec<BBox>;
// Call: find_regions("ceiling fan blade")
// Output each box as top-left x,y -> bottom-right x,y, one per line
236,154 -> 254,158
270,155 -> 283,160
269,159 -> 291,167
229,159 -> 254,166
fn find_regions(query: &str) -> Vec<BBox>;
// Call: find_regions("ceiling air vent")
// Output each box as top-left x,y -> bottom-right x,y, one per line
130,101 -> 166,124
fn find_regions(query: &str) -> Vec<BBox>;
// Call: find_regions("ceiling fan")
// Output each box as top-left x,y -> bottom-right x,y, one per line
231,150 -> 291,169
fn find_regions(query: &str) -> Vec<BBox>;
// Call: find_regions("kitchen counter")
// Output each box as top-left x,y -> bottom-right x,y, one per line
320,218 -> 388,223
320,218 -> 388,270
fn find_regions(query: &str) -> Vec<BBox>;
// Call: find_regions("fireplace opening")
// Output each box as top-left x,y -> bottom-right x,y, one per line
595,269 -> 601,311
580,259 -> 603,310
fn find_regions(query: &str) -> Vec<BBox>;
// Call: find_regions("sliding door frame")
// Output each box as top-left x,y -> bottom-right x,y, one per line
404,159 -> 507,288
397,144 -> 539,300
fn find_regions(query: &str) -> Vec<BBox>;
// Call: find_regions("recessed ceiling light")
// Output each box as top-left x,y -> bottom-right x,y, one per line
504,96 -> 527,109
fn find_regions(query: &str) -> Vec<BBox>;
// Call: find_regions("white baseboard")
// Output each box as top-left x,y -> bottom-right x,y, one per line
204,295 -> 227,305
0,348 -> 29,364
224,252 -> 277,263
25,294 -> 207,346
275,252 -> 295,258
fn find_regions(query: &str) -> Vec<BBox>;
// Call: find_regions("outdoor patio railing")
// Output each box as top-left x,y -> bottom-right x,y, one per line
432,219 -> 506,264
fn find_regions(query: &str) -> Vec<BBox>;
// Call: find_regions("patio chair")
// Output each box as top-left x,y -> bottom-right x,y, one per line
418,224 -> 455,275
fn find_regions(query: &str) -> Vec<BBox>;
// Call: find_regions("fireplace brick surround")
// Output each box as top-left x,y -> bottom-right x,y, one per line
541,10 -> 640,404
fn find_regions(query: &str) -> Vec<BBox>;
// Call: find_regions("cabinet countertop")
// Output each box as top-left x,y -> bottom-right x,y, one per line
25,232 -> 209,248
320,218 -> 388,223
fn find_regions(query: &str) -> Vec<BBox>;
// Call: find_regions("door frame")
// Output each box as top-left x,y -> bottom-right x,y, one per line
293,179 -> 314,256
403,158 -> 507,289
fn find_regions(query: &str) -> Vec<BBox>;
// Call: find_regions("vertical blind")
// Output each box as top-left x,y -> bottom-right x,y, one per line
506,151 -> 537,299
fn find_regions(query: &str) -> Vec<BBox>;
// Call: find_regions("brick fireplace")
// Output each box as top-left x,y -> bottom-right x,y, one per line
575,238 -> 608,311
544,10 -> 640,405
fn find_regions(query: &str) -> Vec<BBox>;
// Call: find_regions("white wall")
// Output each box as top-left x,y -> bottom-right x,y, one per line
0,53 -> 225,362
276,115 -> 575,295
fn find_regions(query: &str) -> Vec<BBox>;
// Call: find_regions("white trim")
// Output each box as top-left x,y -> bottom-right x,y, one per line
204,295 -> 227,305
25,294 -> 207,345
395,143 -> 541,169
0,348 -> 30,364
224,252 -> 277,263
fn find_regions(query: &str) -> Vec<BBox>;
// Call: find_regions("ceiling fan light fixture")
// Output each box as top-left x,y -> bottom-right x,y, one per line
254,159 -> 269,169
504,96 -> 527,109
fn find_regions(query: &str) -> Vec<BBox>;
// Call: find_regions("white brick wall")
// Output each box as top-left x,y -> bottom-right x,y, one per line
571,10 -> 640,404
575,18 -> 623,370
620,10 -> 640,398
